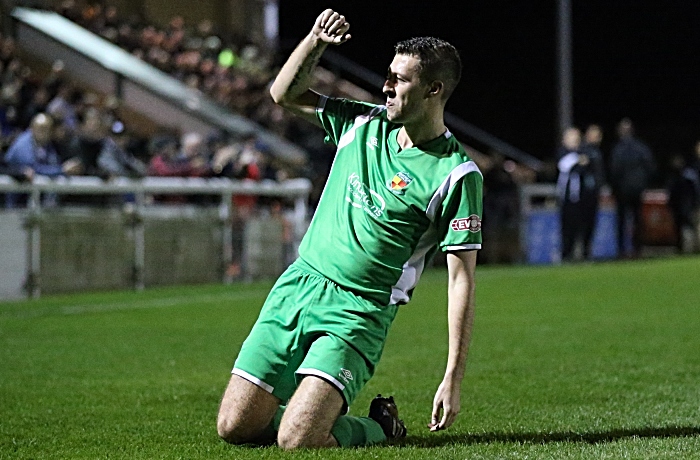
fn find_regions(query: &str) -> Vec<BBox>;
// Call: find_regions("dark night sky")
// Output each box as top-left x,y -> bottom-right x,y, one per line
278,1 -> 700,170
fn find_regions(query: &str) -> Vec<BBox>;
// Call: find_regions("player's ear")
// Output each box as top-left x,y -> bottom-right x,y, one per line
427,80 -> 443,98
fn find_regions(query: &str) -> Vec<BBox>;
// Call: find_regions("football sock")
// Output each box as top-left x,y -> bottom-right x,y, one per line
330,414 -> 387,447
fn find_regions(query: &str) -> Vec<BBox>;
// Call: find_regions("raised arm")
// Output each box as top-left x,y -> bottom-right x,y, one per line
269,9 -> 351,126
429,249 -> 477,431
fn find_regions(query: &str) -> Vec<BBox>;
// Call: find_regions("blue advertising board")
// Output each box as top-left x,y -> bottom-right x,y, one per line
525,207 -> 619,264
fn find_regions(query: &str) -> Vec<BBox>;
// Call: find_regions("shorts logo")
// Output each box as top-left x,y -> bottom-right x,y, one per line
339,368 -> 353,383
451,215 -> 482,233
387,171 -> 413,195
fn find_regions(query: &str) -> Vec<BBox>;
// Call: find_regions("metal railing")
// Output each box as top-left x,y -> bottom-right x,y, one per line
0,175 -> 312,298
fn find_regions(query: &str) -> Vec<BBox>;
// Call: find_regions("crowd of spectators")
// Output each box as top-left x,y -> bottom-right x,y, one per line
3,3 -> 699,260
556,119 -> 700,259
49,0 -> 382,204
0,24 -> 298,209
0,0 -> 394,212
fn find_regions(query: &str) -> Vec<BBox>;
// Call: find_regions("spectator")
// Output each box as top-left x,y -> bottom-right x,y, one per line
63,108 -> 109,177
556,126 -> 582,160
609,118 -> 656,258
147,132 -> 211,203
581,124 -> 606,188
557,127 -> 600,261
210,132 -> 264,277
42,59 -> 68,101
46,83 -> 80,133
97,120 -> 148,179
667,154 -> 700,253
19,85 -> 50,129
692,141 -> 700,171
51,115 -> 75,163
147,132 -> 209,178
0,156 -> 31,180
481,151 -> 518,264
0,98 -> 22,150
3,113 -> 66,207
204,129 -> 229,164
692,141 -> 700,249
179,131 -> 211,175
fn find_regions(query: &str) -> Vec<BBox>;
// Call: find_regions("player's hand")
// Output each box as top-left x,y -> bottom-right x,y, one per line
428,379 -> 461,431
312,9 -> 351,45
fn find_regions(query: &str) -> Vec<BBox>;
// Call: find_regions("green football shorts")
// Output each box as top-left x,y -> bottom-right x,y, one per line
232,259 -> 398,407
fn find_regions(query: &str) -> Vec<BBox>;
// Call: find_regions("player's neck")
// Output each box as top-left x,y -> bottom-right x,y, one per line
397,116 -> 446,150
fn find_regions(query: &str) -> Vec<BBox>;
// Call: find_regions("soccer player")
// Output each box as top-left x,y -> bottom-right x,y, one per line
217,9 -> 483,449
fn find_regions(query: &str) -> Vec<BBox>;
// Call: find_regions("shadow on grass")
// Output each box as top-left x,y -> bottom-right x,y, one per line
400,425 -> 700,447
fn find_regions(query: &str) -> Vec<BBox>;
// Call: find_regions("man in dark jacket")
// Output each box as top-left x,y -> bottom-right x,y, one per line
609,118 -> 655,258
668,154 -> 700,253
557,127 -> 600,261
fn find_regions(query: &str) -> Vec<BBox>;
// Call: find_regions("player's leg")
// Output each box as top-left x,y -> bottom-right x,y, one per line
276,375 -> 404,449
217,374 -> 281,444
277,375 -> 343,449
278,330 -> 403,449
217,265 -> 311,444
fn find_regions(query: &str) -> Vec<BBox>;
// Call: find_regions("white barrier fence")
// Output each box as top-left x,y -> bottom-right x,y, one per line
0,175 -> 312,299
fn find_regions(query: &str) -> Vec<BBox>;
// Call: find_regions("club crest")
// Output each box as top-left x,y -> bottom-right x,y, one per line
387,171 -> 413,195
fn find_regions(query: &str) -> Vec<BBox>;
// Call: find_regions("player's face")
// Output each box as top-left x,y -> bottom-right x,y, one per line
383,54 -> 430,123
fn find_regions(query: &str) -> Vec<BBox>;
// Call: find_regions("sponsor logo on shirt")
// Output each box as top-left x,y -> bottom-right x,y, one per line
386,171 -> 413,195
451,215 -> 482,233
366,137 -> 379,150
347,172 -> 386,218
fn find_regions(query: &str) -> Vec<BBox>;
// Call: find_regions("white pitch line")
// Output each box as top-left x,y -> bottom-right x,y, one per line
1,289 -> 268,320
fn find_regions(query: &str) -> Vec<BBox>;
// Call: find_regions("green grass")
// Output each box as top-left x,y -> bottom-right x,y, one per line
2,256 -> 700,459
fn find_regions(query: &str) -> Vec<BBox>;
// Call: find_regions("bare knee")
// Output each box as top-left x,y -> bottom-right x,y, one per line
277,425 -> 304,450
217,374 -> 279,444
217,411 -> 256,444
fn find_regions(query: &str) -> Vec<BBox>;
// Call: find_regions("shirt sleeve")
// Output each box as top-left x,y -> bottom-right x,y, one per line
315,96 -> 380,146
436,169 -> 483,251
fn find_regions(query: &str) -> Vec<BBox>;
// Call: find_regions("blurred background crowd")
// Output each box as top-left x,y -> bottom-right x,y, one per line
1,0 -> 699,264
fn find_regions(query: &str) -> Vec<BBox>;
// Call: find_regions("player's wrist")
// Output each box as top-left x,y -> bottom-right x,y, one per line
306,31 -> 327,47
443,370 -> 464,385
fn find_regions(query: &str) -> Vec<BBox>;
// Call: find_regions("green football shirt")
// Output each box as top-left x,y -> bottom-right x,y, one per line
296,96 -> 483,306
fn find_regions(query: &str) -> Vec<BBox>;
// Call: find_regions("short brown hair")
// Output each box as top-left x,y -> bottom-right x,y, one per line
395,37 -> 462,100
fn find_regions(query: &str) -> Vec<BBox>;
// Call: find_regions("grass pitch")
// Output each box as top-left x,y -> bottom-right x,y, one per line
1,256 -> 700,459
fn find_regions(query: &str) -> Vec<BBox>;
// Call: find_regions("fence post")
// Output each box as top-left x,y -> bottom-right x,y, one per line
221,191 -> 233,284
133,191 -> 146,290
26,188 -> 42,298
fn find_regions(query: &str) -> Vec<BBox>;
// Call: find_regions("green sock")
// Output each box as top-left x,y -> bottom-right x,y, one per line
331,415 -> 387,447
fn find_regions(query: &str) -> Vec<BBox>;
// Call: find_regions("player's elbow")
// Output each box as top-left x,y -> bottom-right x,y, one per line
269,81 -> 288,106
